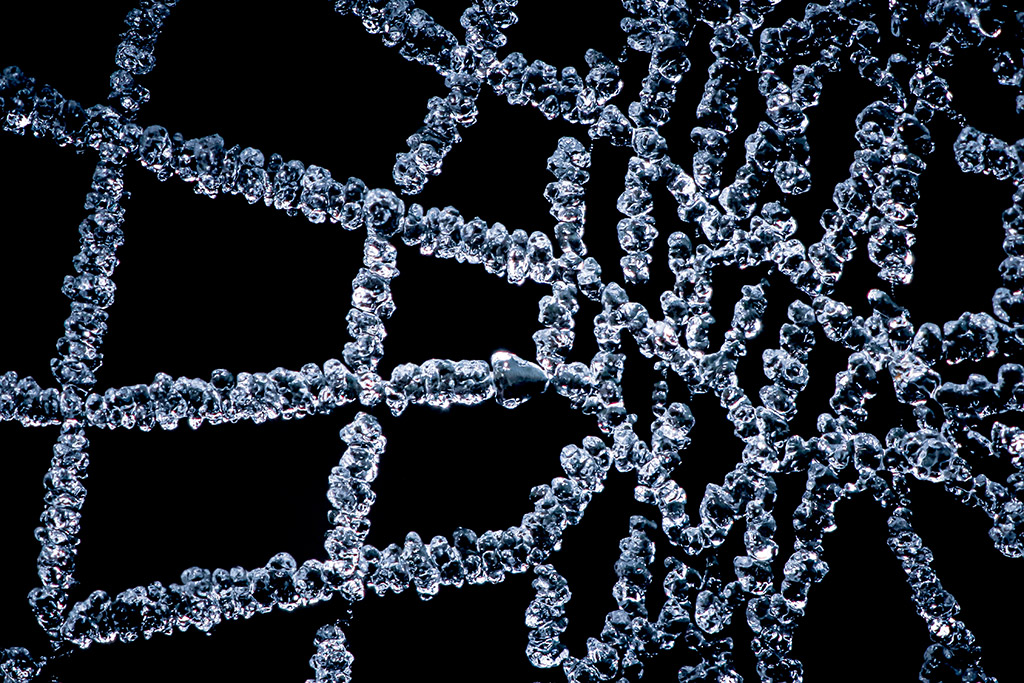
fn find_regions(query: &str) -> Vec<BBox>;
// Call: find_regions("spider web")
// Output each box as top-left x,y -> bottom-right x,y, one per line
1,0 -> 1023,682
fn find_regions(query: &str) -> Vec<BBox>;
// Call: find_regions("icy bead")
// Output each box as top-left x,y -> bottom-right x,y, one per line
491,351 -> 548,409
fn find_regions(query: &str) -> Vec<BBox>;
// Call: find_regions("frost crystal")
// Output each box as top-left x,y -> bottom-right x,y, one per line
2,0 -> 1024,681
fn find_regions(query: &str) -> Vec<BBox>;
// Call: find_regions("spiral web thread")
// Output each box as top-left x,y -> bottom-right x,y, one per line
1,0 -> 1023,681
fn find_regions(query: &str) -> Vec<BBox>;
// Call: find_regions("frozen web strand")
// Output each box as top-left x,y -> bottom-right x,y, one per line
53,551 -> 343,648
357,433 -> 613,600
73,349 -> 549,431
308,621 -> 354,683
324,412 -> 386,601
529,516 -> 682,682
0,372 -> 61,427
21,0 -> 178,648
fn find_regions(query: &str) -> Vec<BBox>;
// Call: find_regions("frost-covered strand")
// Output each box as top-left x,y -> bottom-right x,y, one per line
400,202 -> 564,286
384,359 -> 494,415
143,123 -> 586,293
534,281 -> 580,375
741,461 -> 843,682
876,477 -> 995,682
955,126 -> 1024,290
0,372 -> 62,427
525,564 -> 570,668
839,101 -> 926,287
12,96 -> 378,232
530,516 -> 739,682
534,136 -> 590,373
933,362 -> 1024,423
333,0 -> 459,73
622,1 -> 694,130
738,298 -> 818,471
799,99 -> 896,294
987,15 -> 1024,114
52,150 -> 130,392
1000,185 -> 1024,297
393,92 -> 470,194
689,20 -> 755,203
560,516 -> 663,682
29,425 -> 92,631
545,136 -> 591,260
590,0 -> 703,148
80,362 -> 361,431
107,1 -> 178,116
617,130 -> 666,284
57,552 -> 340,648
900,433 -> 1024,560
21,1 -> 176,644
76,352 -> 549,431
959,424 -> 1024,557
308,621 -> 354,683
666,555 -> 747,682
324,413 -> 385,603
0,647 -> 42,683
612,2 -> 696,284
492,48 -> 624,125
36,188 -> 128,622
136,126 -> 381,227
345,224 -> 401,405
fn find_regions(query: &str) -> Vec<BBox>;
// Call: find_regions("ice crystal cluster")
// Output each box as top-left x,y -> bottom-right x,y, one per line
1,0 -> 1023,682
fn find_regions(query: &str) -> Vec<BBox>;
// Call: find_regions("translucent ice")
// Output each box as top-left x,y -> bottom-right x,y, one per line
1,0 -> 1021,682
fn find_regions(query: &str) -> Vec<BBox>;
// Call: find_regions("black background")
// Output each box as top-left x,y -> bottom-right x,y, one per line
0,1 -> 1021,682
